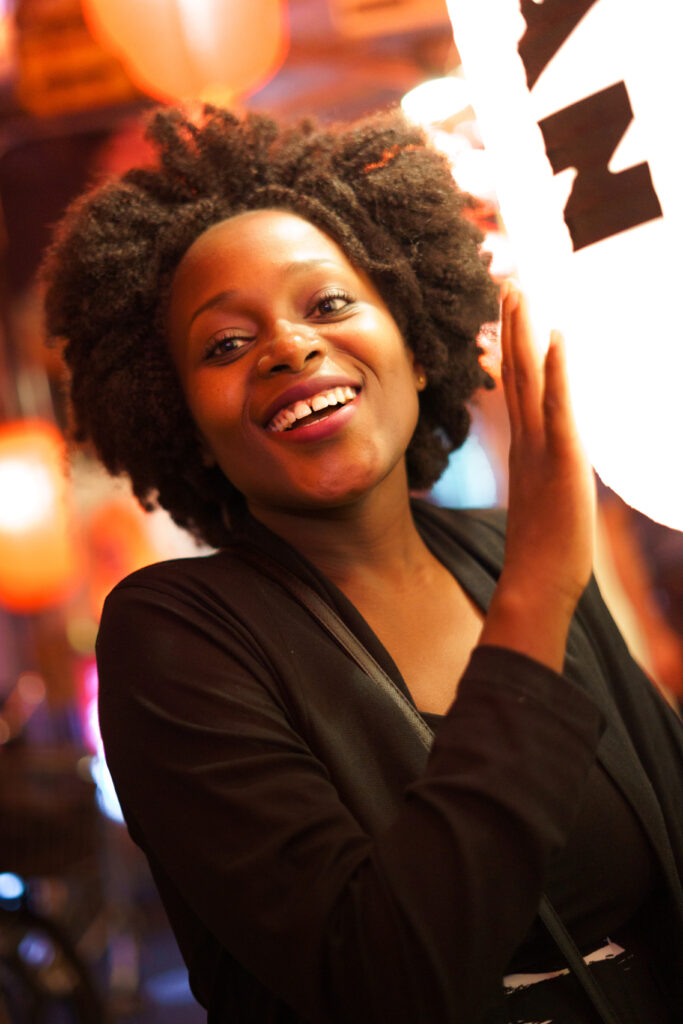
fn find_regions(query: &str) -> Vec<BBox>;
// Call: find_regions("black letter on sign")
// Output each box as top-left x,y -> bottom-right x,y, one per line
518,0 -> 600,90
538,82 -> 663,251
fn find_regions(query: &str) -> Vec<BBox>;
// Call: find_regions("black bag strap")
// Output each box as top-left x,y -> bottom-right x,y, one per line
240,547 -> 624,1024
240,546 -> 434,747
538,896 -> 622,1024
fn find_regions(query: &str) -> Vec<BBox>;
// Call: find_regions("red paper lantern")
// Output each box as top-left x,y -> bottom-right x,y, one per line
0,420 -> 82,613
80,0 -> 289,105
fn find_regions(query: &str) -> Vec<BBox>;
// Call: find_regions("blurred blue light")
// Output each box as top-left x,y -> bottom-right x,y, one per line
18,932 -> 55,968
89,750 -> 124,824
430,434 -> 498,509
144,967 -> 195,1005
0,872 -> 25,905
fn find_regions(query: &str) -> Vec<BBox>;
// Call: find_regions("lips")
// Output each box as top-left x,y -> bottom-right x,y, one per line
268,385 -> 359,432
261,376 -> 362,432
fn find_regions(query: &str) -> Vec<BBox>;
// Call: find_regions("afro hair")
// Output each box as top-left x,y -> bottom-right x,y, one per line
43,105 -> 499,548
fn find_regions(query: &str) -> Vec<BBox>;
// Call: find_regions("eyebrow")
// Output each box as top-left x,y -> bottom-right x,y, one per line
188,290 -> 237,330
186,258 -> 340,329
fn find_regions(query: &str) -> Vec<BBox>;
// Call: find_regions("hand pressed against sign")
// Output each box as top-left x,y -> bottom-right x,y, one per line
481,282 -> 595,672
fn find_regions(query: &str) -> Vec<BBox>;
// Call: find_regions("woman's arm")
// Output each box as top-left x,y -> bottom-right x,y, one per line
481,282 -> 596,671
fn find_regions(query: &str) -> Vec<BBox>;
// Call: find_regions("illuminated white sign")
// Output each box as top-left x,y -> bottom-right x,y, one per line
446,0 -> 682,530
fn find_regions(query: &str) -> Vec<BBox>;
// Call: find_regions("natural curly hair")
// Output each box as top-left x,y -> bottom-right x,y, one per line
43,105 -> 499,548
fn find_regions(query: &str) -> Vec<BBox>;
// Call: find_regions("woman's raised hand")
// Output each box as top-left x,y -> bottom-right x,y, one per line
480,281 -> 596,672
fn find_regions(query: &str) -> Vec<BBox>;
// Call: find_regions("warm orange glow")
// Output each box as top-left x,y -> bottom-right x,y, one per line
80,0 -> 289,105
0,420 -> 83,613
86,497 -> 158,619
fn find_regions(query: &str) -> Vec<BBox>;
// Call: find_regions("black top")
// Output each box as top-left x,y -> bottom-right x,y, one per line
410,536 -> 656,971
96,501 -> 683,1023
423,708 -> 656,963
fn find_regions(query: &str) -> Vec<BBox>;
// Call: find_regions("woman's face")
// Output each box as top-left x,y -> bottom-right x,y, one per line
167,209 -> 424,517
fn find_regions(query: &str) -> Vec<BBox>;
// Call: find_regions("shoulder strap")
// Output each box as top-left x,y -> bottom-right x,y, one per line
237,546 -> 434,749
538,897 -> 623,1024
239,545 -> 624,1024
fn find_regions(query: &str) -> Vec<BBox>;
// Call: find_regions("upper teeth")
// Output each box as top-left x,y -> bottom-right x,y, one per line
268,386 -> 358,432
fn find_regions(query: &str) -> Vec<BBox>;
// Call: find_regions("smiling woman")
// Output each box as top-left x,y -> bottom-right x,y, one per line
167,209 -> 425,517
41,105 -> 683,1024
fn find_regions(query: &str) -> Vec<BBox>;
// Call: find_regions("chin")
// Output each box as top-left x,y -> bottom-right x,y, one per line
310,460 -> 383,500
300,460 -> 405,512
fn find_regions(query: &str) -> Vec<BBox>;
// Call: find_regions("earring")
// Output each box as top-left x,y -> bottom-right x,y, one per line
416,371 -> 427,391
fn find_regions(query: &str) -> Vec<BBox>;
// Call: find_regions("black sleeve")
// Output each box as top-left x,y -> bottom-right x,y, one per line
97,579 -> 603,1024
577,575 -> 683,875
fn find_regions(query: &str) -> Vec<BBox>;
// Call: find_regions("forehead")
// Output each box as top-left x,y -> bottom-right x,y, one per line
174,209 -> 353,285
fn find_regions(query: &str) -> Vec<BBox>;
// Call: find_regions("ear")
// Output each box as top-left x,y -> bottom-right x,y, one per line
413,362 -> 427,392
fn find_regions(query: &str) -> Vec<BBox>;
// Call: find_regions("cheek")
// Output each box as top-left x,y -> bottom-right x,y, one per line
186,377 -> 245,444
355,312 -> 414,379
378,338 -> 421,405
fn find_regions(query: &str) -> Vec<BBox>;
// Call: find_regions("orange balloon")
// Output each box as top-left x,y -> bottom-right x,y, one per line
0,420 -> 83,613
81,0 -> 289,105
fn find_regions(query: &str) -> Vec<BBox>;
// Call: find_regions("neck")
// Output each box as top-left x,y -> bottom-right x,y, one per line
247,466 -> 432,589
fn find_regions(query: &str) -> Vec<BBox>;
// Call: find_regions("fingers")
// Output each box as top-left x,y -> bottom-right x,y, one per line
500,281 -> 543,440
501,282 -> 580,449
500,281 -> 520,427
543,330 -> 580,447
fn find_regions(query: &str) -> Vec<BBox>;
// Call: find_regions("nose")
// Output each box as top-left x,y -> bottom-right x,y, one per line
256,320 -> 326,377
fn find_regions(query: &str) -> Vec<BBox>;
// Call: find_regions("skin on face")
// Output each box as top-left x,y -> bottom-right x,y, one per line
167,209 -> 425,521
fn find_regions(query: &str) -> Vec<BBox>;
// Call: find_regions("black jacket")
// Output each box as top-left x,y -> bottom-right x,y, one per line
97,502 -> 683,1022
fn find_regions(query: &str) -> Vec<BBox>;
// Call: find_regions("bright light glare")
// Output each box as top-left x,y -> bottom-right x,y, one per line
401,76 -> 470,126
446,0 -> 683,529
483,231 -> 517,280
429,128 -> 473,164
0,458 -> 55,532
451,148 -> 497,201
176,0 -> 215,58
0,872 -> 25,901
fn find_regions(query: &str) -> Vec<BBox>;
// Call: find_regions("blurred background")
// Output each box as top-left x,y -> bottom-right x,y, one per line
0,0 -> 681,1020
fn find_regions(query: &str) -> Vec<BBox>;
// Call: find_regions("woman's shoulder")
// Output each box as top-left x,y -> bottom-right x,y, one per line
96,546 -> 287,695
102,544 -> 272,618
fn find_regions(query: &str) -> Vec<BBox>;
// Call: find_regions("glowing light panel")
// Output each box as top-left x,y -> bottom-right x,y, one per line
446,0 -> 682,529
401,76 -> 470,126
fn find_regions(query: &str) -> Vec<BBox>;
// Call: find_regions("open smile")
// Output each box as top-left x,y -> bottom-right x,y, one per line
267,385 -> 360,432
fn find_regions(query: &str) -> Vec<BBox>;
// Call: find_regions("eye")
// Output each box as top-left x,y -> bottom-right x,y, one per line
202,331 -> 253,363
309,289 -> 354,319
